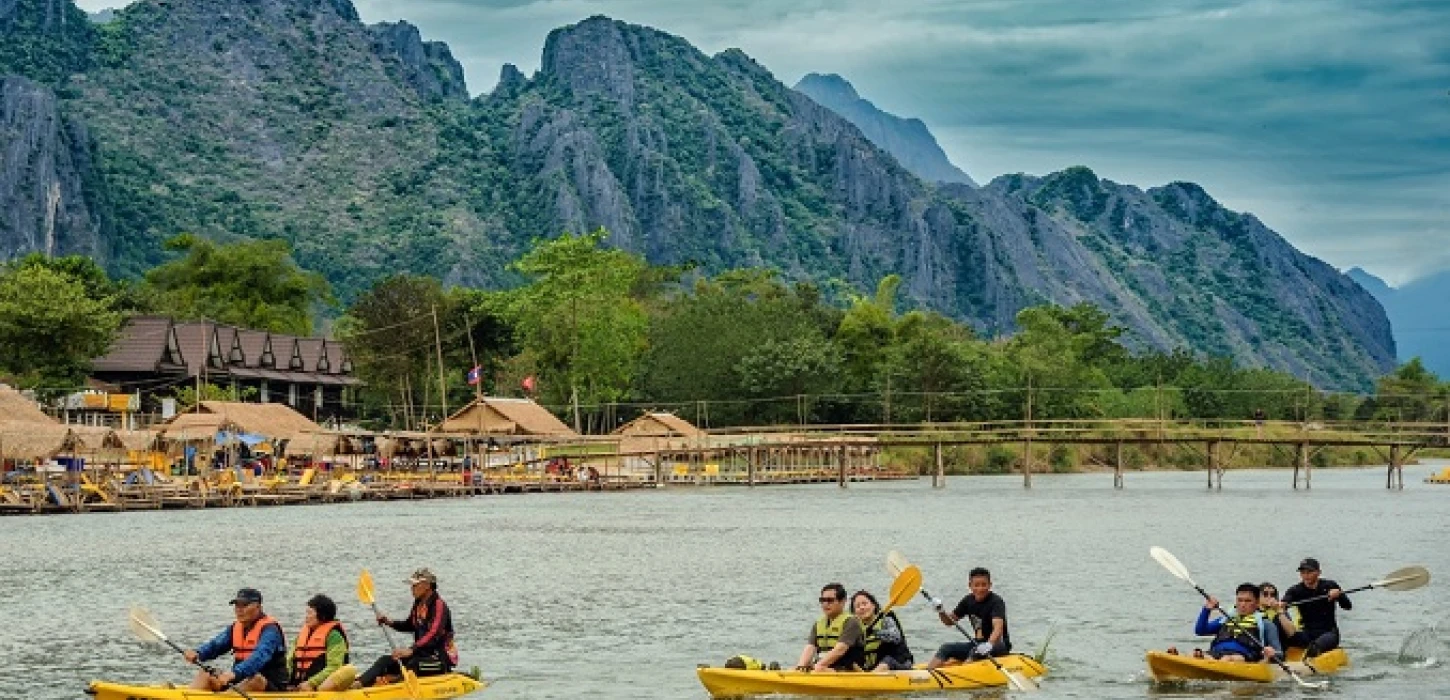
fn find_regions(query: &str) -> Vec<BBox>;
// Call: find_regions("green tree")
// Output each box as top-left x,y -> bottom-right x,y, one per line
835,275 -> 902,395
1374,358 -> 1444,423
500,230 -> 650,409
734,335 -> 842,423
881,310 -> 991,422
0,264 -> 120,390
144,234 -> 333,334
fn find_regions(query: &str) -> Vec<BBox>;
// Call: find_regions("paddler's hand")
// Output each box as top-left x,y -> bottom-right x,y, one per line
183,649 -> 199,664
1327,588 -> 1341,601
1264,647 -> 1277,661
215,671 -> 236,686
929,597 -> 945,612
1204,596 -> 1219,610
391,647 -> 414,660
794,665 -> 811,672
975,642 -> 993,657
376,615 -> 391,626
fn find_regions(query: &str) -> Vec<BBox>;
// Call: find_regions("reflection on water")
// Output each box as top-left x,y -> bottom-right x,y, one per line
1,463 -> 1447,699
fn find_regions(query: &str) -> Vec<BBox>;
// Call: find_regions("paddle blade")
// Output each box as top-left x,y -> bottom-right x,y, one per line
1376,566 -> 1430,592
885,550 -> 912,578
887,565 -> 922,611
1004,668 -> 1039,692
357,569 -> 376,606
128,606 -> 167,645
401,667 -> 423,700
1149,546 -> 1194,585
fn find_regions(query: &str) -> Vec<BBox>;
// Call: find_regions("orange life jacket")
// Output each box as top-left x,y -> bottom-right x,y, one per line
290,620 -> 348,684
231,615 -> 283,662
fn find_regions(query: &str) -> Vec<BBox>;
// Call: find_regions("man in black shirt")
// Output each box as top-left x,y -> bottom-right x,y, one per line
1280,557 -> 1351,657
926,567 -> 1011,669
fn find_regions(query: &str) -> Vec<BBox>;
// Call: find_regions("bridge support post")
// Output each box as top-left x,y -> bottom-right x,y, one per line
933,443 -> 945,489
747,447 -> 756,488
1114,440 -> 1124,489
1294,442 -> 1309,490
838,446 -> 847,489
1022,437 -> 1033,489
1207,440 -> 1221,490
654,451 -> 663,486
1388,444 -> 1402,490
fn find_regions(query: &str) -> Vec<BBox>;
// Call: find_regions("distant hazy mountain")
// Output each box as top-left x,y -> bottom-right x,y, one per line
1347,267 -> 1450,376
795,72 -> 976,186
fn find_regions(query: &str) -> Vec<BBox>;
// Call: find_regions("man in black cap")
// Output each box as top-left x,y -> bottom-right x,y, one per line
355,568 -> 458,687
1280,558 -> 1351,657
184,588 -> 289,691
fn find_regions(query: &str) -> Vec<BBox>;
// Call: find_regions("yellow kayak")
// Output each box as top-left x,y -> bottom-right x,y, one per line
1146,647 -> 1348,682
697,654 -> 1047,697
86,673 -> 485,700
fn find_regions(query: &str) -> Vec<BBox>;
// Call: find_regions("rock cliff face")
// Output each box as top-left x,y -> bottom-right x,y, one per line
0,5 -> 1398,388
795,72 -> 976,186
0,75 -> 106,261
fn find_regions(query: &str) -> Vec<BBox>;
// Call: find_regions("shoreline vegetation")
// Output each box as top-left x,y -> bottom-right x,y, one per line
5,233 -> 1449,438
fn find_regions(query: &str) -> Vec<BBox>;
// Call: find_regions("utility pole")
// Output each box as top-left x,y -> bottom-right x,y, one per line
431,305 -> 448,421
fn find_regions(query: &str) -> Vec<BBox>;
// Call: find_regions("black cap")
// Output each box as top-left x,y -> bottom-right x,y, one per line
229,588 -> 263,605
1297,558 -> 1321,572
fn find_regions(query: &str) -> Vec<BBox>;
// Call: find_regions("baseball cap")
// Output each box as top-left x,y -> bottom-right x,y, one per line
229,588 -> 263,605
407,568 -> 437,585
1297,558 -> 1321,572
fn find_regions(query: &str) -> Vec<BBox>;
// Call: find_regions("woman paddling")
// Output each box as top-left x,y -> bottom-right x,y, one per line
852,590 -> 914,671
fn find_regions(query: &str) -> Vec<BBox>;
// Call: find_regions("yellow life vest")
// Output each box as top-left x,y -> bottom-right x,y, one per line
814,613 -> 849,650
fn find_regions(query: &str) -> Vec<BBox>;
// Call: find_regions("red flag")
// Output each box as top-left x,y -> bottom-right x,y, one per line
522,375 -> 537,393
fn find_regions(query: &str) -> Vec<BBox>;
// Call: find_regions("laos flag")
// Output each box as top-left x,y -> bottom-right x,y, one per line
466,365 -> 482,386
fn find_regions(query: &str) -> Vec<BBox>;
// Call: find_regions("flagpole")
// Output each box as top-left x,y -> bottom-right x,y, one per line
464,311 -> 483,403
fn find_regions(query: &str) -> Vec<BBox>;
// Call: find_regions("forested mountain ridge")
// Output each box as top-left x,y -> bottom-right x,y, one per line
0,2 -> 1395,389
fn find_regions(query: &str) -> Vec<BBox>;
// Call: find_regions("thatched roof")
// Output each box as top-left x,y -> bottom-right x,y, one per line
283,431 -> 342,457
612,411 -> 705,438
160,401 -> 322,441
0,385 -> 55,424
437,397 -> 577,437
0,423 -> 80,460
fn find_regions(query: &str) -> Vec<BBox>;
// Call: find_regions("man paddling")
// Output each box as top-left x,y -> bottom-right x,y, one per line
926,567 -> 1010,669
184,588 -> 289,692
795,583 -> 866,672
356,568 -> 458,687
1194,583 -> 1282,662
1281,557 -> 1351,657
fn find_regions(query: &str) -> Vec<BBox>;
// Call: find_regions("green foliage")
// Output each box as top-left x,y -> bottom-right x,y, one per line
0,0 -> 95,85
497,230 -> 651,406
1373,358 -> 1446,422
175,382 -> 258,410
143,234 -> 333,335
0,262 -> 120,390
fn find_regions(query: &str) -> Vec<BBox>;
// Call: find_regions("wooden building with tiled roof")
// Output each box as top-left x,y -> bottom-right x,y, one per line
90,316 -> 360,422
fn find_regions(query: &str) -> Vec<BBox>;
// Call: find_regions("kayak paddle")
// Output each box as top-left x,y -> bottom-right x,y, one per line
1284,565 -> 1430,608
127,606 -> 256,700
357,570 -> 423,700
1149,546 -> 1327,690
886,551 -> 1038,692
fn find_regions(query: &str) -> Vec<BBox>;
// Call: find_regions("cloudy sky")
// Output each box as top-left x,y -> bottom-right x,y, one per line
81,0 -> 1450,285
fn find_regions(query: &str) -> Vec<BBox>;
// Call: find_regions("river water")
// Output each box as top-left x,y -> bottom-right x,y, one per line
2,463 -> 1447,699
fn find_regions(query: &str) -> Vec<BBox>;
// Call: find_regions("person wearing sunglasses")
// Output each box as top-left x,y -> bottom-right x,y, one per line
1258,582 -> 1300,649
795,583 -> 866,672
183,588 -> 289,692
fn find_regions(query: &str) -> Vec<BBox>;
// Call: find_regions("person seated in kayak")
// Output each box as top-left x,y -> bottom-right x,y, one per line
1258,582 -> 1300,648
356,568 -> 458,687
795,583 -> 866,672
852,590 -> 913,671
287,594 -> 352,691
1194,583 -> 1282,662
1280,557 -> 1350,658
184,588 -> 289,692
926,567 -> 1010,669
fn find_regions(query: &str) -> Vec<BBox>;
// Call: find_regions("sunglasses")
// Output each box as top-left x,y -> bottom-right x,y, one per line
818,597 -> 839,604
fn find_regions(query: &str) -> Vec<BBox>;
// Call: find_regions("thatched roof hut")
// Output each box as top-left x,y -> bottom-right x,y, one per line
0,423 -> 80,461
612,411 -> 705,438
437,397 -> 577,437
160,401 -> 323,442
0,385 -> 54,424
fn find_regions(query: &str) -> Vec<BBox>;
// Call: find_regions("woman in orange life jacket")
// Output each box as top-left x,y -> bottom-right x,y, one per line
184,588 -> 289,692
288,594 -> 352,691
